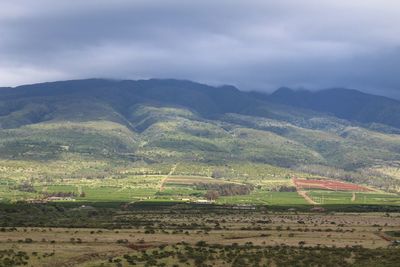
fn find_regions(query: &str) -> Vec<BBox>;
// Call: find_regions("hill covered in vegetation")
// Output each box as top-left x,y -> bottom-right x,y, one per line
0,79 -> 399,192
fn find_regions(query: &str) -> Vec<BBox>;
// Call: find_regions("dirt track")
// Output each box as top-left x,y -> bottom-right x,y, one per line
351,192 -> 356,202
292,177 -> 318,205
297,190 -> 318,205
159,163 -> 178,191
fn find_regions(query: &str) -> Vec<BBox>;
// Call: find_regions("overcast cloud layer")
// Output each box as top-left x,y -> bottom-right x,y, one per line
1,0 -> 400,97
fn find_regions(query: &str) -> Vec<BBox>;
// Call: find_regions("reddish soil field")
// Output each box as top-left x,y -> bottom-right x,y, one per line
293,177 -> 372,192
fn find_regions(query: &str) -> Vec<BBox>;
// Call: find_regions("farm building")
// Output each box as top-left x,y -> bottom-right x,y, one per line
26,199 -> 48,204
46,196 -> 76,201
195,199 -> 213,204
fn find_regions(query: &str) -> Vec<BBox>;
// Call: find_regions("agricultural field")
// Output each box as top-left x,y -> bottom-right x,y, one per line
164,175 -> 230,187
216,191 -> 307,205
0,156 -> 399,208
293,178 -> 372,192
307,191 -> 400,205
1,164 -> 399,207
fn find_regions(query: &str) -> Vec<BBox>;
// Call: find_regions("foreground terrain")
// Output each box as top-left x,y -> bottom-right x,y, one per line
0,203 -> 399,267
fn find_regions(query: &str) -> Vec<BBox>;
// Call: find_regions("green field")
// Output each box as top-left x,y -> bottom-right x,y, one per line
1,169 -> 399,206
5,179 -> 399,207
308,191 -> 400,205
0,157 -> 398,206
217,191 -> 307,205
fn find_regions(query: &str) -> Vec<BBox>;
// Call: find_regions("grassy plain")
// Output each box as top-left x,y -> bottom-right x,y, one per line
0,203 -> 399,266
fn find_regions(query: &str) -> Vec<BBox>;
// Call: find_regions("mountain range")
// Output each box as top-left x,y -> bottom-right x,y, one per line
0,79 -> 399,190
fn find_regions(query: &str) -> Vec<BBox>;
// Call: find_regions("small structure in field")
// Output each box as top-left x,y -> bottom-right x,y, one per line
26,198 -> 48,204
46,196 -> 75,201
195,199 -> 213,204
232,204 -> 256,210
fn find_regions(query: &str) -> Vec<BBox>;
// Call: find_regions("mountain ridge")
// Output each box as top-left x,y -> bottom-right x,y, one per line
267,86 -> 400,129
1,78 -> 400,189
2,78 -> 400,128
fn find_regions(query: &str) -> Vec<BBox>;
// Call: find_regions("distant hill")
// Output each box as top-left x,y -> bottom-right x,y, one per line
267,87 -> 400,129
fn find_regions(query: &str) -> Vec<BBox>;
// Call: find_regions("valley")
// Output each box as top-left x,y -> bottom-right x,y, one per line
0,159 -> 398,206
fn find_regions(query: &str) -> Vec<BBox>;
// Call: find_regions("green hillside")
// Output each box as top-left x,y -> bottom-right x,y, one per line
0,79 -> 399,203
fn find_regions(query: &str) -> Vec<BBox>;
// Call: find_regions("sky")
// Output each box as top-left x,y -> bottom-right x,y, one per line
1,0 -> 400,97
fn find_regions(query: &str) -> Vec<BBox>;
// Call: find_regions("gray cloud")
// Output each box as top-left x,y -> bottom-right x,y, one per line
1,0 -> 400,98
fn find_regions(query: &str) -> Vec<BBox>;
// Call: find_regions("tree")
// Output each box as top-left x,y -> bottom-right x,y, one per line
211,169 -> 224,179
204,190 -> 219,201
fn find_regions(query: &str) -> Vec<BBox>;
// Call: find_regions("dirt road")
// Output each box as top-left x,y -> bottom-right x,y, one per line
159,163 -> 178,191
297,190 -> 318,205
